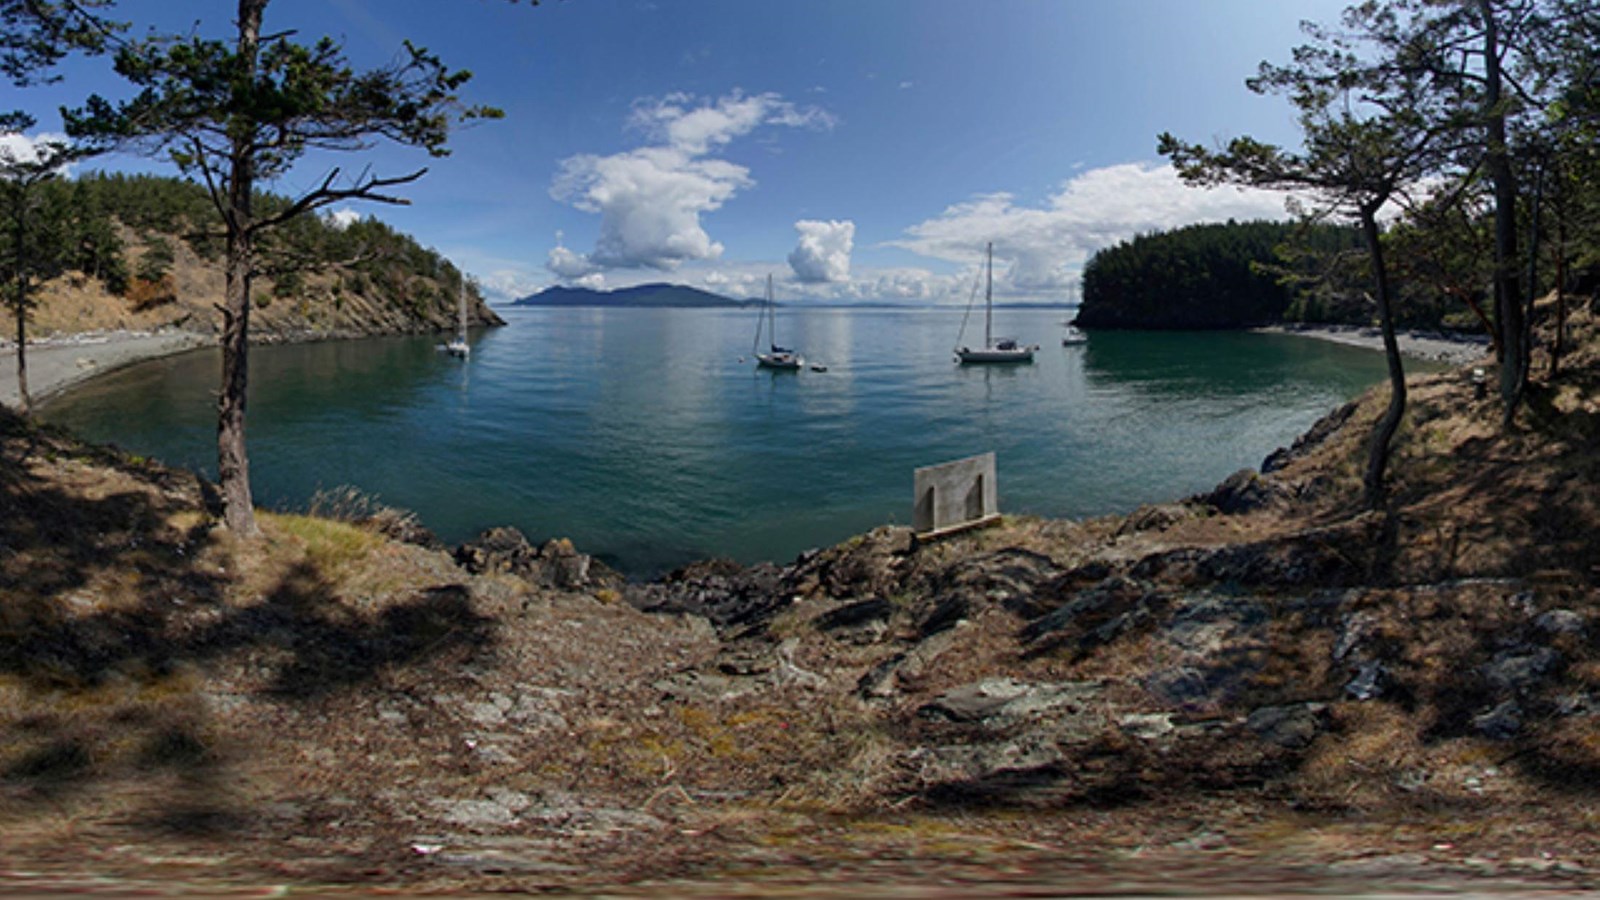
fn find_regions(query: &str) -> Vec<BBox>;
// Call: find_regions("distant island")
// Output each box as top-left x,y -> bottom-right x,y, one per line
513,283 -> 751,309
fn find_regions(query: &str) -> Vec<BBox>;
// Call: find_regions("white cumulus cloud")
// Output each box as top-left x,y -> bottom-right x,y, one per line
478,268 -> 546,302
628,90 -> 833,155
893,161 -> 1298,296
0,132 -> 71,173
788,219 -> 854,283
551,147 -> 747,269
546,242 -> 598,279
549,91 -> 833,273
324,207 -> 361,231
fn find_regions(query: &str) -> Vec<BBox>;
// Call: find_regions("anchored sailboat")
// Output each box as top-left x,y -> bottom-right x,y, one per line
445,274 -> 470,358
956,243 -> 1036,364
753,274 -> 801,370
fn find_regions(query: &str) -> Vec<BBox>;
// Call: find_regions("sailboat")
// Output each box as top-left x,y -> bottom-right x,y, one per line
753,274 -> 801,370
445,275 -> 470,358
956,242 -> 1036,364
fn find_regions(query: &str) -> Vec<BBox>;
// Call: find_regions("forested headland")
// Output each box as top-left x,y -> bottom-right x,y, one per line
0,172 -> 500,341
1075,220 -> 1368,329
1076,213 -> 1600,334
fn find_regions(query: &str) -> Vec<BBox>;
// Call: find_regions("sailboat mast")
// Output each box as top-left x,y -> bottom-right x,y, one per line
984,242 -> 994,348
767,273 -> 775,348
458,274 -> 468,340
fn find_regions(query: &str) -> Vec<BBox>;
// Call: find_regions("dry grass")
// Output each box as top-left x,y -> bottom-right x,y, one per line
262,511 -> 381,573
3,302 -> 1600,890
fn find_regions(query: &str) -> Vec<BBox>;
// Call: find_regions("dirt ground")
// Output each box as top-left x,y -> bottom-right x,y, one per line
2,301 -> 1598,896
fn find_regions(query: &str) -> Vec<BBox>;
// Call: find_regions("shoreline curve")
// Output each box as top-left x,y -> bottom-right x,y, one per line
1251,323 -> 1491,366
0,330 -> 212,409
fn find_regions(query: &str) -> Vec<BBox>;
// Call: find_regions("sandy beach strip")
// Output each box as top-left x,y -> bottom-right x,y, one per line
0,330 -> 211,409
1253,323 -> 1492,366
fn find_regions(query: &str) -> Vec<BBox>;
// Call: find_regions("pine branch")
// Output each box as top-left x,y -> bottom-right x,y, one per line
250,166 -> 426,234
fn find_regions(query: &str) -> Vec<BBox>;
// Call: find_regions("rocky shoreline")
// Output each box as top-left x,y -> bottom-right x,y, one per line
1,304 -> 1597,893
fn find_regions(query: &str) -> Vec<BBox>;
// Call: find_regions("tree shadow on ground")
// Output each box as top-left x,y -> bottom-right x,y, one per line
0,408 -> 496,814
189,562 -> 492,698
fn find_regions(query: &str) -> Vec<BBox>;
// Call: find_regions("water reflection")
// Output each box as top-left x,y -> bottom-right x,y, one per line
41,308 -> 1404,577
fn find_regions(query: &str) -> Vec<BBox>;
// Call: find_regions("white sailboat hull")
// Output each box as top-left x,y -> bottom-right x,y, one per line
756,351 -> 802,370
957,345 -> 1035,364
445,277 -> 471,358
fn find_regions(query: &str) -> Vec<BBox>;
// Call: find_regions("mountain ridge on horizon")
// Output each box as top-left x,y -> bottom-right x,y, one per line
512,283 -> 751,308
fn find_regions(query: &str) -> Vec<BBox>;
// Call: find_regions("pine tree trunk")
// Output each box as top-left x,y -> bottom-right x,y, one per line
218,229 -> 255,534
13,285 -> 28,416
1480,0 -> 1524,429
217,0 -> 266,537
1552,216 -> 1567,378
1361,207 -> 1406,511
12,201 -> 29,416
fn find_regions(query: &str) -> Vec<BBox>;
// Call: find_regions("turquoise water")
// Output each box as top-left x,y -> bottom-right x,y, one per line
41,307 -> 1414,577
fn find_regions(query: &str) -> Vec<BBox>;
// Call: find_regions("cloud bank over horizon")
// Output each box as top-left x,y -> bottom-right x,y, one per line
495,160 -> 1300,306
891,161 -> 1296,295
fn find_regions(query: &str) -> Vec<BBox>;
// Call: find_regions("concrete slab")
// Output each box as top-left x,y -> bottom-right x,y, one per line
914,451 -> 998,536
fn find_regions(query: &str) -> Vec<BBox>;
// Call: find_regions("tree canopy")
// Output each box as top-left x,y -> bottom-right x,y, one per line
63,0 -> 501,536
1076,220 -> 1364,330
0,0 -> 118,130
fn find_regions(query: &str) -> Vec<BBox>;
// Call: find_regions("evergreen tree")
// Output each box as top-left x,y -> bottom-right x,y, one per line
1160,20 -> 1450,509
1,0 -> 116,414
1341,0 -> 1590,425
65,0 -> 501,536
0,142 -> 73,414
0,0 -> 118,130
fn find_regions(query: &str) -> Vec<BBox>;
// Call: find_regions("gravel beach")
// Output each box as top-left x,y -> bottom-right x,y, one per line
1254,323 -> 1493,366
0,330 -> 210,408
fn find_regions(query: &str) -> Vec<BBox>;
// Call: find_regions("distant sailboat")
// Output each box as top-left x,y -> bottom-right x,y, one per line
956,243 -> 1036,364
753,274 -> 801,370
1062,324 -> 1088,346
445,274 -> 470,358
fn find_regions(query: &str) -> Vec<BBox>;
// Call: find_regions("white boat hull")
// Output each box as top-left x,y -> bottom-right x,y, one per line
957,346 -> 1035,364
756,352 -> 802,370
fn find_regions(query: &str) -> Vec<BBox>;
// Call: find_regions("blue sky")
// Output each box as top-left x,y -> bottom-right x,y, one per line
8,0 -> 1353,304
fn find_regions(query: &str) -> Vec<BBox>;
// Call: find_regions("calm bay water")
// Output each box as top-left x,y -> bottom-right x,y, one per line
42,307 -> 1411,577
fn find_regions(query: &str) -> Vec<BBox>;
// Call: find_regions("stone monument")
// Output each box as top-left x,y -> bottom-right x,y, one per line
913,451 -> 1000,537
